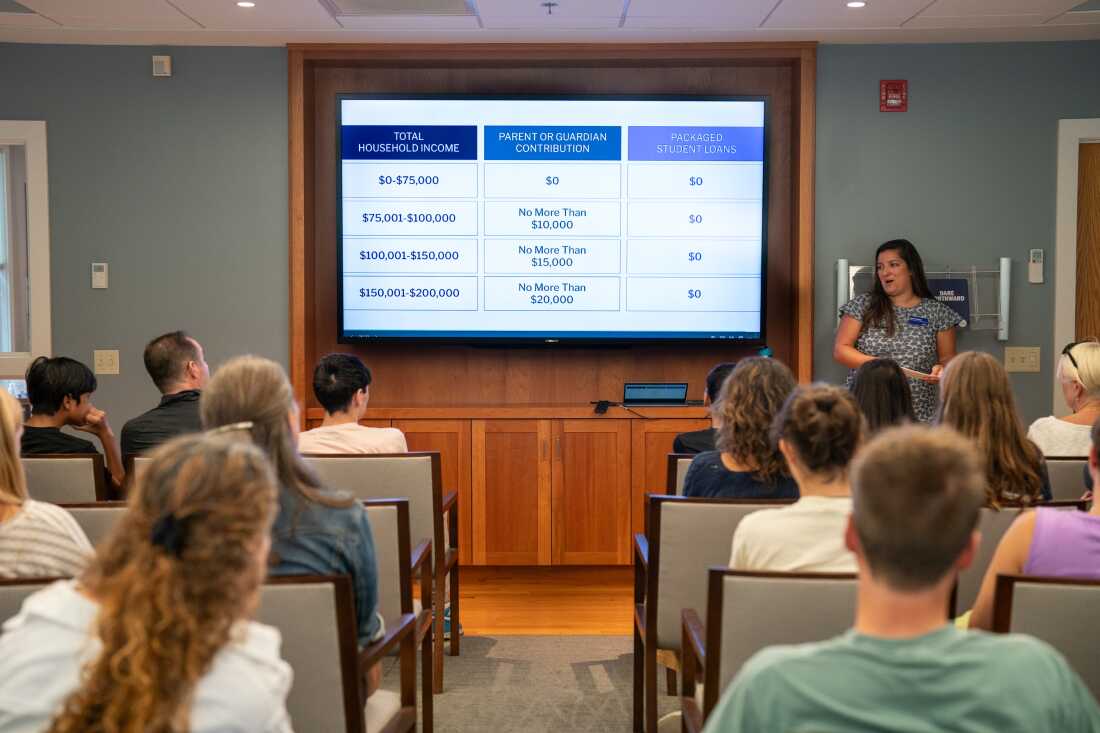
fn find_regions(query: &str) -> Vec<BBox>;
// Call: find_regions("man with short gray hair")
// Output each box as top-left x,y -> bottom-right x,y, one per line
703,425 -> 1100,732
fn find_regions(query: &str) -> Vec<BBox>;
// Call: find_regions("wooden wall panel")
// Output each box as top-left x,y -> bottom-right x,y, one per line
472,420 -> 551,565
394,419 -> 473,565
552,419 -> 631,565
628,418 -> 710,536
1078,143 -> 1100,339
291,44 -> 815,414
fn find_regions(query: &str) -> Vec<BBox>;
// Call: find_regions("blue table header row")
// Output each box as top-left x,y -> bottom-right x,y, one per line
341,124 -> 764,161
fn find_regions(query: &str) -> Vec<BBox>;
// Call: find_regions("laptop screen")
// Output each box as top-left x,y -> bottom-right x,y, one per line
623,383 -> 689,404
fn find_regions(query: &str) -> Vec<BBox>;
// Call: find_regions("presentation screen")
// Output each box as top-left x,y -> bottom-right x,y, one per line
337,96 -> 768,343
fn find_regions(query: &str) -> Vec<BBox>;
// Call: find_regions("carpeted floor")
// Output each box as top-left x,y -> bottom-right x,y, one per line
380,635 -> 681,732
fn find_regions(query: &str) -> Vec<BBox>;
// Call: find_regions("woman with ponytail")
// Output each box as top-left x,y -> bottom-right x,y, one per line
729,384 -> 864,572
200,356 -> 383,652
0,431 -> 292,732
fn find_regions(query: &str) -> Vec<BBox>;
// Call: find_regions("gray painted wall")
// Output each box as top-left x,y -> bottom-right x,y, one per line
0,43 -> 287,433
1,40 -> 1097,432
814,41 -> 1100,423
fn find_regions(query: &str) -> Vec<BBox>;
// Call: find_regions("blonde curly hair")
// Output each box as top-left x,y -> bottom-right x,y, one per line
47,432 -> 277,733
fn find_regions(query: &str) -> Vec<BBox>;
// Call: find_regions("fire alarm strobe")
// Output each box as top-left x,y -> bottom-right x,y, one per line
880,80 -> 908,112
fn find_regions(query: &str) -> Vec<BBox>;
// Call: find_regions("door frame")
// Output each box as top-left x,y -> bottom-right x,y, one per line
1053,119 -> 1100,416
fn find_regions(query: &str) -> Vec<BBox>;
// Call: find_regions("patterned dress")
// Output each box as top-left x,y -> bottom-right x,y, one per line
839,293 -> 962,423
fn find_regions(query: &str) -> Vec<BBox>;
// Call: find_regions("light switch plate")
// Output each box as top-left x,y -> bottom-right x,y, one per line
93,349 -> 119,375
1005,346 -> 1041,373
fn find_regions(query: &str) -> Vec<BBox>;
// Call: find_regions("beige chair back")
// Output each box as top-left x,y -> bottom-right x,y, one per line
257,576 -> 362,733
654,498 -> 788,649
715,571 -> 857,691
956,503 -> 1082,614
363,500 -> 411,627
22,455 -> 104,503
0,579 -> 53,629
61,503 -> 126,547
994,575 -> 1100,700
304,453 -> 437,562
1046,458 -> 1088,502
665,454 -> 694,495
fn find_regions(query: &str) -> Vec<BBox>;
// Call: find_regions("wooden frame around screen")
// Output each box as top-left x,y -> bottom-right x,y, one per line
288,43 -> 816,413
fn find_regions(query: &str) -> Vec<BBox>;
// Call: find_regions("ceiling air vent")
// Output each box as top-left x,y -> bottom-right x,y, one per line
319,0 -> 475,16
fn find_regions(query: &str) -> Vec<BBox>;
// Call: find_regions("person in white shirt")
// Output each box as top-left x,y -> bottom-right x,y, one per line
1027,340 -> 1100,457
0,432 -> 294,733
730,384 -> 864,572
298,354 -> 407,455
0,389 -> 92,579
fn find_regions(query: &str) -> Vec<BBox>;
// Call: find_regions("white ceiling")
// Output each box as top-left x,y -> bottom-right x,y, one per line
1,0 -> 1098,45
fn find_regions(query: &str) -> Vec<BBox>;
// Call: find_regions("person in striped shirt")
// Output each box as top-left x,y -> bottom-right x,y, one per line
0,389 -> 92,579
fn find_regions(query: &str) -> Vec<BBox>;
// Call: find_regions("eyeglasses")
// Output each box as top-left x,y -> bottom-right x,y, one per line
1062,339 -> 1098,370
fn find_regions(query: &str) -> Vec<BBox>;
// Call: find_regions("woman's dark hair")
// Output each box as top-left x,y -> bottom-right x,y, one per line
771,384 -> 864,481
24,356 -> 97,416
862,239 -> 933,337
313,353 -> 372,415
851,359 -> 916,434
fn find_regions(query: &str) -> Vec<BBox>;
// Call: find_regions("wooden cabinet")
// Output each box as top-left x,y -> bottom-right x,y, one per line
552,419 -> 631,565
472,420 -> 551,566
629,418 -> 711,536
394,419 -> 473,565
304,406 -> 709,566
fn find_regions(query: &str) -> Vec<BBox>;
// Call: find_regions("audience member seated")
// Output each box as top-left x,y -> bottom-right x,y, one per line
201,356 -> 385,692
1027,340 -> 1100,457
0,432 -> 293,732
681,357 -> 798,500
20,356 -> 125,490
850,358 -> 915,435
672,361 -> 736,454
120,330 -> 209,455
937,351 -> 1052,504
0,390 -> 91,578
969,416 -> 1100,631
729,384 -> 862,572
297,353 -> 407,455
702,425 -> 1100,732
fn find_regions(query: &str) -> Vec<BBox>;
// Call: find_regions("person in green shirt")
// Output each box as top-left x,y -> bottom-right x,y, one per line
704,425 -> 1100,733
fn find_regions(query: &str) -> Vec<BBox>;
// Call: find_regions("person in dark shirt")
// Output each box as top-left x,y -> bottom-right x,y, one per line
21,356 -> 125,489
121,331 -> 209,456
673,361 -> 737,454
682,357 -> 798,500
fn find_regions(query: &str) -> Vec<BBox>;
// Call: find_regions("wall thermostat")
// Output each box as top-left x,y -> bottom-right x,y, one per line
1028,249 -> 1043,284
92,262 -> 108,289
152,55 -> 172,77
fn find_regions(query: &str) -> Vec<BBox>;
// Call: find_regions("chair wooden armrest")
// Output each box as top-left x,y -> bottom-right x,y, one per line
410,539 -> 431,575
634,533 -> 649,567
682,608 -> 706,671
681,608 -> 706,733
360,611 -> 417,672
441,490 -> 457,515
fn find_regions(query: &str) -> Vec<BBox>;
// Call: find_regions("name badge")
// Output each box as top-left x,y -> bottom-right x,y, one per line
908,316 -> 930,327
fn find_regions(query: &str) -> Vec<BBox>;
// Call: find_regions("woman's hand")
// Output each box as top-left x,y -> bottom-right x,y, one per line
921,364 -> 944,383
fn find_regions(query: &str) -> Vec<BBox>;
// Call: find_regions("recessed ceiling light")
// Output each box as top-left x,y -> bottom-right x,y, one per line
237,1 -> 255,7
847,1 -> 866,6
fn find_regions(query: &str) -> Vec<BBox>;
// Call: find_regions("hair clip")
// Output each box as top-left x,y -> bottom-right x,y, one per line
208,421 -> 254,436
150,513 -> 191,558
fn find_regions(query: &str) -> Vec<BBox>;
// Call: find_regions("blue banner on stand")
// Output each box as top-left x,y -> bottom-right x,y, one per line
929,278 -> 970,327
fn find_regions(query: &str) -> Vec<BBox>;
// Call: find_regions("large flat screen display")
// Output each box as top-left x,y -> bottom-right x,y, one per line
337,96 -> 767,343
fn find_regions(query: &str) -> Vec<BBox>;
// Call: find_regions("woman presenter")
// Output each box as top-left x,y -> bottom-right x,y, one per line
834,239 -> 961,422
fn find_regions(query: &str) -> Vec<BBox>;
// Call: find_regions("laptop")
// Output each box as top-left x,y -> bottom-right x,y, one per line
622,382 -> 689,407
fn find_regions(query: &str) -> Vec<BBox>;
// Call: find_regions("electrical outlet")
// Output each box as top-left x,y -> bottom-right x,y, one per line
1004,346 -> 1041,373
93,349 -> 119,375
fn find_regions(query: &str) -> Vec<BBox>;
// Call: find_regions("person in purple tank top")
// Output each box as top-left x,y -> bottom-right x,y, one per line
969,417 -> 1100,631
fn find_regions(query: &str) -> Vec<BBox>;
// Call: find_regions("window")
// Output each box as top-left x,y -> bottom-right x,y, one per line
0,121 -> 51,378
